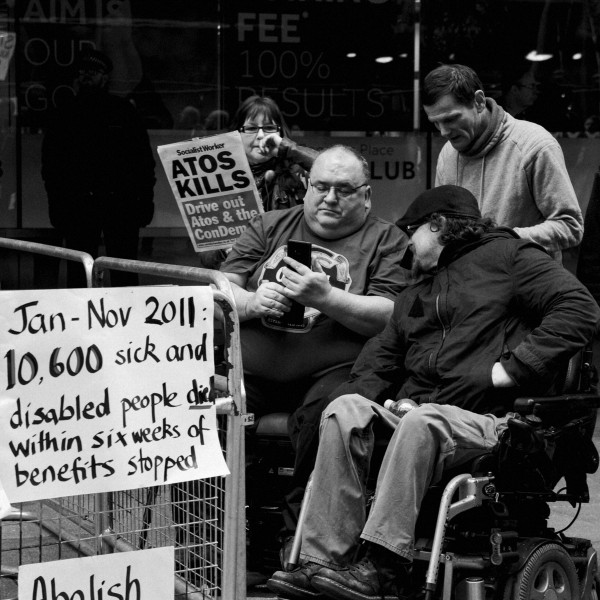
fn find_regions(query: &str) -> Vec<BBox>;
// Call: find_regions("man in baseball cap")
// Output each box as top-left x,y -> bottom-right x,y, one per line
267,184 -> 598,600
395,184 -> 484,275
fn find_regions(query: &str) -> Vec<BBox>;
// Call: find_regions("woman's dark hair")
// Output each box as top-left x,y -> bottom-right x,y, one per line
230,95 -> 292,138
429,212 -> 495,245
423,64 -> 484,107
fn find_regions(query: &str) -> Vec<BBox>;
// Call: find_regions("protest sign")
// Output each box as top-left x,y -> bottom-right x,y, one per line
0,31 -> 16,81
18,546 -> 173,600
0,287 -> 229,504
157,131 -> 263,253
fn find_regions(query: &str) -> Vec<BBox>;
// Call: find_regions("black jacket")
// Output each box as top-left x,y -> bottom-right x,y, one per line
41,90 -> 156,228
333,229 -> 600,414
577,169 -> 600,307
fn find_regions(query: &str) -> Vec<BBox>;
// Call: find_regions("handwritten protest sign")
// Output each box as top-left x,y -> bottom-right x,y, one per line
0,31 -> 16,81
0,287 -> 229,504
18,546 -> 173,600
157,131 -> 263,253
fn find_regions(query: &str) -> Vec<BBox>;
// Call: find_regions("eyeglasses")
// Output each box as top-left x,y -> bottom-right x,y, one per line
239,124 -> 280,134
309,181 -> 368,200
404,222 -> 425,236
403,220 -> 431,236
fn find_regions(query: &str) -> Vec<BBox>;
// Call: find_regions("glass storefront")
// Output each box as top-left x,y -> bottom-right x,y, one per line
1,0 -> 599,279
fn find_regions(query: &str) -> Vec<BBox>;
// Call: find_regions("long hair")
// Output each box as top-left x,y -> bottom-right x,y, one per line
230,95 -> 292,138
429,213 -> 495,245
423,64 -> 484,107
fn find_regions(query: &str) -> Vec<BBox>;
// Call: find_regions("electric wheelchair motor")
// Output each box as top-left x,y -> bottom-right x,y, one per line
410,347 -> 600,600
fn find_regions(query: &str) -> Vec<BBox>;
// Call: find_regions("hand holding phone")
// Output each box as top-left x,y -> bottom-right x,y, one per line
282,239 -> 312,326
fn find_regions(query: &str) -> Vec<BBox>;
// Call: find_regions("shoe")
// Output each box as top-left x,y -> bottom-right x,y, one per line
312,549 -> 410,600
267,562 -> 325,600
247,569 -> 268,588
312,556 -> 395,600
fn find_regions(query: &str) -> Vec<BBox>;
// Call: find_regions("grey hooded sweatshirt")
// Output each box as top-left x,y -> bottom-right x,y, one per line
435,98 -> 583,261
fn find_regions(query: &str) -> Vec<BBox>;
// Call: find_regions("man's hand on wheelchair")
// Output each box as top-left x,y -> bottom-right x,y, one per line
384,398 -> 418,418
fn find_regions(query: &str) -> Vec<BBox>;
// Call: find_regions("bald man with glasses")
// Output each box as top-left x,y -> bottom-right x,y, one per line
220,145 -> 409,490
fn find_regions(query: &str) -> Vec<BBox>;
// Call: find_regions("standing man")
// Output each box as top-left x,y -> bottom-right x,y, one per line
220,144 -> 408,487
267,185 -> 598,600
42,48 -> 156,287
423,63 -> 582,262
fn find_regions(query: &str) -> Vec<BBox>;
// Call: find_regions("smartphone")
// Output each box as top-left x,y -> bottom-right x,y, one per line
282,239 -> 312,326
287,239 -> 312,267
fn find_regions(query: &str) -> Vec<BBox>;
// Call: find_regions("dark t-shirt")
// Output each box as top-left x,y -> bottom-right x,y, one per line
221,206 -> 408,380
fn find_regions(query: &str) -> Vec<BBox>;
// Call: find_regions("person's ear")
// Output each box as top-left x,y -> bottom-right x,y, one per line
364,185 -> 372,212
431,215 -> 446,236
474,90 -> 486,112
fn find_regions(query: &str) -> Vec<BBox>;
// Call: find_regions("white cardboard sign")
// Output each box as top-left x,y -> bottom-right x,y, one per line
0,287 -> 229,503
18,547 -> 174,600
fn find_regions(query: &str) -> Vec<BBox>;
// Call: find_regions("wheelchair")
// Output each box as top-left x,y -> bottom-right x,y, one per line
284,345 -> 600,600
246,412 -> 297,574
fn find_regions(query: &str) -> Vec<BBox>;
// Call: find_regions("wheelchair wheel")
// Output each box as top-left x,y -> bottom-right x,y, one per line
503,543 -> 580,600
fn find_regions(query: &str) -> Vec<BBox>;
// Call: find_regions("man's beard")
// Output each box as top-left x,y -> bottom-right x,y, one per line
411,255 -> 437,279
401,246 -> 436,279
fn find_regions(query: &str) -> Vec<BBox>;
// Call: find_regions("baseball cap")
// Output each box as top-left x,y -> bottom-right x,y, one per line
396,185 -> 481,231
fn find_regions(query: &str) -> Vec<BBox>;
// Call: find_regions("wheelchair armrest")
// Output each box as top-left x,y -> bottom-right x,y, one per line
513,393 -> 600,416
254,412 -> 291,437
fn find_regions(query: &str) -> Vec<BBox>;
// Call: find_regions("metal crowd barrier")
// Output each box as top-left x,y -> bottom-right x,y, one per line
0,237 -> 94,288
0,243 -> 247,600
92,257 -> 246,600
0,237 -> 96,600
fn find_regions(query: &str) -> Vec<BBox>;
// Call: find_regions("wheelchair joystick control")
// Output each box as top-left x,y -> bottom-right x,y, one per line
524,414 -> 542,427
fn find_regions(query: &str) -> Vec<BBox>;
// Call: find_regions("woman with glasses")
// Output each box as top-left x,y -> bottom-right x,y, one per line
231,95 -> 318,212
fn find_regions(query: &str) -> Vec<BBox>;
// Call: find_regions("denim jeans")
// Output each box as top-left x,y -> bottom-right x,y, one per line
300,395 -> 505,566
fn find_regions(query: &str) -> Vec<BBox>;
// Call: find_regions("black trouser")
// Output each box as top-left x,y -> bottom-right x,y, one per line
61,192 -> 141,287
244,365 -> 352,489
